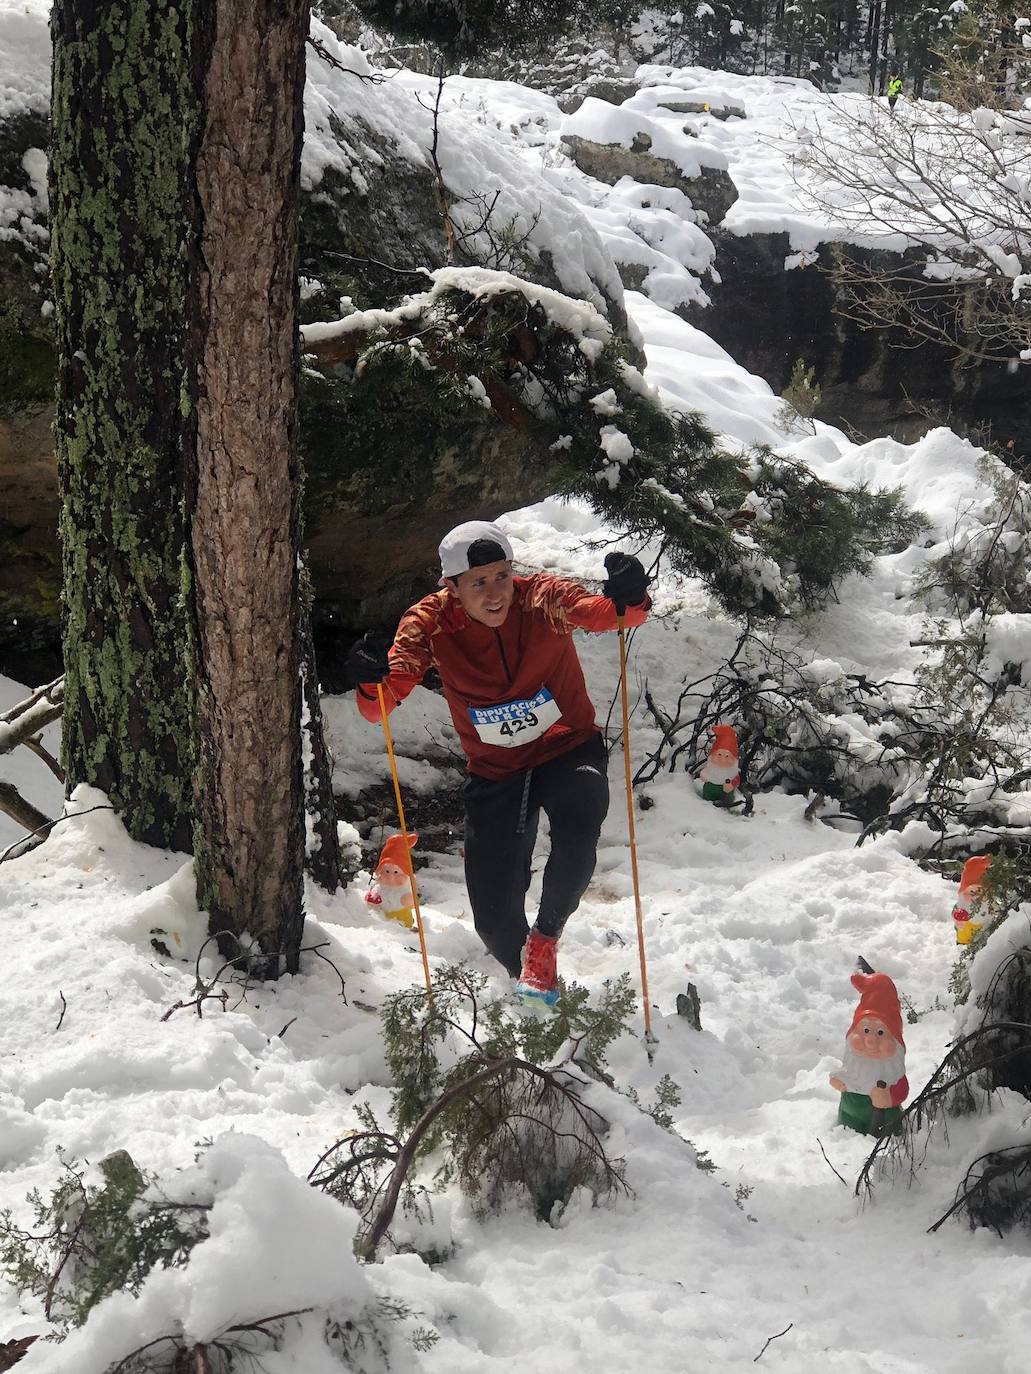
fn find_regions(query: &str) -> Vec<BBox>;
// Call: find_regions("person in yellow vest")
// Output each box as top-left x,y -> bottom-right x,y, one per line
887,74 -> 903,113
952,854 -> 990,945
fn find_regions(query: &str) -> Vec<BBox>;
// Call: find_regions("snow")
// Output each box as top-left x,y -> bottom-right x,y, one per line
302,23 -> 627,323
561,96 -> 729,180
5,17 -> 1031,1374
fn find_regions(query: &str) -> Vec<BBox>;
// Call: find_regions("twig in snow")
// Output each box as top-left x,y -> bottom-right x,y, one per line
55,992 -> 67,1033
753,1323 -> 793,1362
0,803 -> 115,864
305,34 -> 385,82
319,248 -> 432,279
277,1017 -> 298,1040
307,942 -> 348,1002
816,1137 -> 848,1186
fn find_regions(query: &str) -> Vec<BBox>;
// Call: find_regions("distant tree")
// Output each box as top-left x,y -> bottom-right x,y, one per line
348,0 -> 595,57
51,1 -> 330,976
797,98 -> 1031,367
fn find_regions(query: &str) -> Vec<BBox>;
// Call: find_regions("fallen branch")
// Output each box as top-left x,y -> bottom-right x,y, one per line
816,1137 -> 848,1187
0,782 -> 52,838
360,1053 -> 619,1258
0,1335 -> 38,1370
0,802 -> 116,864
0,679 -> 64,754
20,737 -> 64,783
753,1323 -> 793,1362
55,992 -> 67,1033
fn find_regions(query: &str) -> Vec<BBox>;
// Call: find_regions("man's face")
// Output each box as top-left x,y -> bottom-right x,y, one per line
711,747 -> 736,769
847,1015 -> 897,1060
449,559 -> 515,627
961,883 -> 983,908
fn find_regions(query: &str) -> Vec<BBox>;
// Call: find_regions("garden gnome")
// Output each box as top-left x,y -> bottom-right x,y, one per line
364,834 -> 418,930
697,724 -> 740,805
953,855 -> 990,946
829,970 -> 909,1136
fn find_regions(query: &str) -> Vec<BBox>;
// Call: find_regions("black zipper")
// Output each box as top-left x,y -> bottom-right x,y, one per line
494,628 -> 514,685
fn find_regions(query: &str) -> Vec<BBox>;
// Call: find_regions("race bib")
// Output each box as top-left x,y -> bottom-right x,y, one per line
469,687 -> 562,748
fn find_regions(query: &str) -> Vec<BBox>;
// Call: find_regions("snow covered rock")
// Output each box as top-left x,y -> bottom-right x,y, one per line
560,98 -> 738,225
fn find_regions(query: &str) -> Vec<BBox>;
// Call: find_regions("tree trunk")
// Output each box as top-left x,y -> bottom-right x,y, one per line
50,1 -> 198,852
187,0 -> 310,974
878,0 -> 893,95
868,0 -> 881,90
300,563 -> 342,893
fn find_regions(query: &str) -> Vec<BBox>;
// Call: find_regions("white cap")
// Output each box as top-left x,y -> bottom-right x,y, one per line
438,520 -> 514,581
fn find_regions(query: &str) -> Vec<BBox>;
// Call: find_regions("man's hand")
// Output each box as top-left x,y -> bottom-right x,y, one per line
602,552 -> 649,612
346,633 -> 392,687
828,1075 -> 846,1093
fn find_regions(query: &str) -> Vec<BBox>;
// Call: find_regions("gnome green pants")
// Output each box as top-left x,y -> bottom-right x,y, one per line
702,781 -> 735,806
838,1092 -> 902,1136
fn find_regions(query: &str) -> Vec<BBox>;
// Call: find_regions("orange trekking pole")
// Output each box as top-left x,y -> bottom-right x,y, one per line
377,684 -> 433,998
616,615 -> 657,1057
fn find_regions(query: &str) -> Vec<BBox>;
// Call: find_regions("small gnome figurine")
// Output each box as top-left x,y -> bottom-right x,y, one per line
364,834 -> 418,930
953,854 -> 990,946
829,970 -> 909,1136
697,724 -> 740,806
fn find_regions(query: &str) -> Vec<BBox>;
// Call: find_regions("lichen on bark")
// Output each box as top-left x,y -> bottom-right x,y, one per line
49,1 -> 199,849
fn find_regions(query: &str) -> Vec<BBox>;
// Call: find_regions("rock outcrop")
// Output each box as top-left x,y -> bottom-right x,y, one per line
561,131 -> 739,224
684,230 -> 1031,458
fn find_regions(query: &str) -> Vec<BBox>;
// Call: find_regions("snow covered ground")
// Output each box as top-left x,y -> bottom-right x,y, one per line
4,9 -> 1031,1372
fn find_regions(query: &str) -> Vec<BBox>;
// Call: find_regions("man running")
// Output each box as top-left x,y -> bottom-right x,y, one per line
347,520 -> 650,1006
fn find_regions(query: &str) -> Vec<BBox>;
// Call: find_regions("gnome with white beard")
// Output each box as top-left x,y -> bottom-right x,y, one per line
829,970 -> 909,1136
697,724 -> 740,806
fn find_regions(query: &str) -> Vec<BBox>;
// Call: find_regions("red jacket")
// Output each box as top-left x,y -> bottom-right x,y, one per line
357,573 -> 649,779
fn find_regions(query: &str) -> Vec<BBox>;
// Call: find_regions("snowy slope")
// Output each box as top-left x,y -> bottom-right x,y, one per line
3,16 -> 1031,1374
6,311 -> 1028,1372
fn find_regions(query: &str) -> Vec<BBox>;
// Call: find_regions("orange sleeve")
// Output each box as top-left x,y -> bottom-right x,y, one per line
354,596 -> 440,723
521,573 -> 650,634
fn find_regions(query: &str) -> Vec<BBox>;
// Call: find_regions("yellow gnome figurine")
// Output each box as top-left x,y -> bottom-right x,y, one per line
365,834 -> 418,930
952,854 -> 990,945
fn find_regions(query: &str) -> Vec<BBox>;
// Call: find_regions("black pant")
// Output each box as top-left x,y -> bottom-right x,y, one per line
462,733 -> 610,977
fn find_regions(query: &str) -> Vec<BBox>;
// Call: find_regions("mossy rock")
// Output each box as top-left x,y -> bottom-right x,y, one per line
561,133 -> 739,224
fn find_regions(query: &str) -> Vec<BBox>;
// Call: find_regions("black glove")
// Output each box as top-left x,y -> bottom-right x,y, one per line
602,553 -> 649,613
346,632 -> 392,688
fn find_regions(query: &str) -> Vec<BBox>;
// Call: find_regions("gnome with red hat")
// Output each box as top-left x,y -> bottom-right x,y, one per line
364,834 -> 418,930
829,971 -> 909,1135
953,854 -> 991,945
697,724 -> 740,806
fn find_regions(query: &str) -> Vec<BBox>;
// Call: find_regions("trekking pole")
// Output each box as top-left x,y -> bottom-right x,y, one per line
377,684 -> 433,998
616,614 -> 657,1058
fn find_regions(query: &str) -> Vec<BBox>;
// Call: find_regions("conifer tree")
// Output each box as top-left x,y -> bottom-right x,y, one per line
51,2 -> 316,975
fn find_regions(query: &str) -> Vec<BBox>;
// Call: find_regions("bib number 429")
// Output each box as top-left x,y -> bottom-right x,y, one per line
469,688 -> 562,748
498,709 -> 538,739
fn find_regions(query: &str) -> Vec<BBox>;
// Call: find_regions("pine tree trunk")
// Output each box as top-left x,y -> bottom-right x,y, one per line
187,0 -> 311,975
300,564 -> 342,893
50,2 -> 199,852
878,0 -> 893,95
868,0 -> 882,92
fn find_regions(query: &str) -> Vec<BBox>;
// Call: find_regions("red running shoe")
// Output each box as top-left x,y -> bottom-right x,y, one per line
516,929 -> 560,1008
